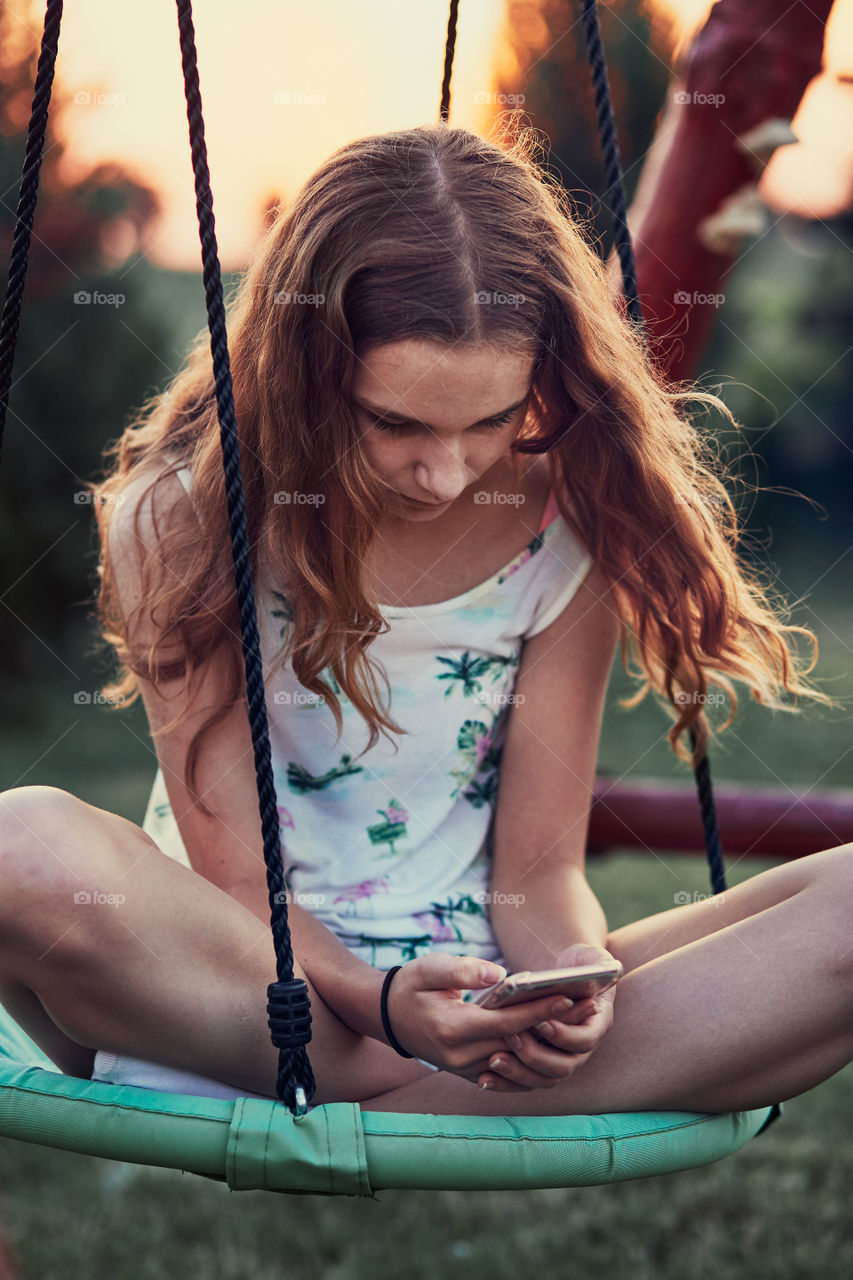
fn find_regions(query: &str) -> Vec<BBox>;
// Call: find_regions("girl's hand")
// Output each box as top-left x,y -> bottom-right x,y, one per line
475,944 -> 619,1093
384,952 -> 591,1087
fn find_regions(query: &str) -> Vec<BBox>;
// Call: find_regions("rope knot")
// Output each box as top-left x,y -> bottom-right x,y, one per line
266,979 -> 312,1050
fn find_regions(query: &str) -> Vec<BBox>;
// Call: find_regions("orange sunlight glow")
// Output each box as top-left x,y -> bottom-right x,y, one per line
34,0 -> 507,270
16,0 -> 853,270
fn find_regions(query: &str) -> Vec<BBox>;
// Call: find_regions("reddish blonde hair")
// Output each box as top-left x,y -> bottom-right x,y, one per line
90,119 -> 835,807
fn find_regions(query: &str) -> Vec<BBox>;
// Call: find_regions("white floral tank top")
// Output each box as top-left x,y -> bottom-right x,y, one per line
142,468 -> 593,972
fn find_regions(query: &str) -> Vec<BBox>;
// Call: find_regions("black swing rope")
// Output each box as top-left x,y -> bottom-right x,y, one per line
174,0 -> 314,1112
0,0 -> 727,1117
439,0 -> 460,123
578,0 -> 726,895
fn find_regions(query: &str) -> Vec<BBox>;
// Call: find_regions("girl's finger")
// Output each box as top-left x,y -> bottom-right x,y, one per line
507,1027 -> 597,1073
479,1048 -> 562,1090
544,996 -> 600,1026
530,1018 -> 601,1056
484,994 -> 578,1038
458,997 -> 607,1075
476,1073 -> 528,1093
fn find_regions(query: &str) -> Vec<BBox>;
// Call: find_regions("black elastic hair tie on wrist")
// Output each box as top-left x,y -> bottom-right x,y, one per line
380,965 -> 414,1058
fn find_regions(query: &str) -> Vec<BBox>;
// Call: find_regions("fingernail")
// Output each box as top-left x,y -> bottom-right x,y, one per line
489,1056 -> 503,1070
536,1021 -> 553,1035
480,1080 -> 494,1090
551,998 -> 573,1015
506,1034 -> 522,1050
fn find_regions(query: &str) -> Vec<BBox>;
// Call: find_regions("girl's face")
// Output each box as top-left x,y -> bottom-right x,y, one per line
352,339 -> 536,521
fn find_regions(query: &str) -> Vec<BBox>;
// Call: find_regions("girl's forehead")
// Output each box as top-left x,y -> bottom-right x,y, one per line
354,340 -> 536,401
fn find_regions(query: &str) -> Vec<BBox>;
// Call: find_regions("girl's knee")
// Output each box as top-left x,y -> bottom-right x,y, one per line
0,784 -> 79,843
0,785 -> 83,874
808,843 -> 853,903
810,845 -> 853,972
0,786 -> 118,913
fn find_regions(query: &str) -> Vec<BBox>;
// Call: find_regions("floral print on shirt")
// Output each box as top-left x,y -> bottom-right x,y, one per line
333,876 -> 391,917
495,529 -> 548,584
435,650 -> 516,699
339,890 -> 490,966
286,753 -> 364,793
437,644 -> 518,807
367,799 -> 410,856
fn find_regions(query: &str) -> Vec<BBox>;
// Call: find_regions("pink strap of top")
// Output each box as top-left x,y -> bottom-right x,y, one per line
537,488 -> 560,535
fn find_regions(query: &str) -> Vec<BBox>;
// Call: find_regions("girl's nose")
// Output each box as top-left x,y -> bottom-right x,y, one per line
413,444 -> 472,503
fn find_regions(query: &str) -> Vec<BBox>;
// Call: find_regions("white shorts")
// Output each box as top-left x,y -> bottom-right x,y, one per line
91,1049 -> 290,1105
90,1048 -> 439,1101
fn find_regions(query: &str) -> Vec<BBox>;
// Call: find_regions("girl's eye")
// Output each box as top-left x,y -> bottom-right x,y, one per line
371,409 -> 516,435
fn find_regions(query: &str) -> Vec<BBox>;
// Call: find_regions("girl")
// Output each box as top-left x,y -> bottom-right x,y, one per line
1,122 -> 851,1117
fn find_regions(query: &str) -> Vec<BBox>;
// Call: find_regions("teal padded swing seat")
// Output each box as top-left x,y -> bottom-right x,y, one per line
0,0 -> 783,1196
0,1011 -> 778,1194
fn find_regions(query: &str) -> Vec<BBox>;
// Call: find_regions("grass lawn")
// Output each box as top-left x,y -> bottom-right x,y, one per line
1,582 -> 851,1277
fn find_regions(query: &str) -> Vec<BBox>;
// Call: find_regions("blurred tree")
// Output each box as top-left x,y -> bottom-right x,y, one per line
494,0 -> 672,252
0,4 -> 198,732
0,4 -> 159,295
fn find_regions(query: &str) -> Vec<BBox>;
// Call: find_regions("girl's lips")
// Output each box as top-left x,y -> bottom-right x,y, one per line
397,492 -> 451,508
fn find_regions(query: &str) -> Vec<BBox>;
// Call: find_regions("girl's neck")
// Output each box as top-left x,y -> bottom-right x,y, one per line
364,453 -> 553,609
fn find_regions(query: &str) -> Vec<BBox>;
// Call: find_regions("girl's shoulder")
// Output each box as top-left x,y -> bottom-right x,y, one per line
106,458 -> 197,561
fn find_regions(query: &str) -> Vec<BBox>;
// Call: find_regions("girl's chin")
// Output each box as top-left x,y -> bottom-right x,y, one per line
391,492 -> 454,515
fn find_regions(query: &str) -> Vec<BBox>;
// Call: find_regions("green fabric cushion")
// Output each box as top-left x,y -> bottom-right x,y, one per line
0,1004 -> 781,1196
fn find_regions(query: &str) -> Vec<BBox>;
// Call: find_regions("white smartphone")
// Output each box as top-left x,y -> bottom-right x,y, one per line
471,961 -> 623,1010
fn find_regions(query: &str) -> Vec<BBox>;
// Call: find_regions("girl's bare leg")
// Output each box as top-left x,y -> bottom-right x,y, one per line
3,785 -> 851,1117
358,843 -> 853,1115
0,786 -> 433,1104
604,847 -> 853,977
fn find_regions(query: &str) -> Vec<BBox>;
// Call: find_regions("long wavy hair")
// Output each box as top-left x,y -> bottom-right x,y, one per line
90,119 -> 836,811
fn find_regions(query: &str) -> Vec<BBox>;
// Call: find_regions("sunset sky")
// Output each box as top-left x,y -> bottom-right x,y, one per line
18,0 -> 853,270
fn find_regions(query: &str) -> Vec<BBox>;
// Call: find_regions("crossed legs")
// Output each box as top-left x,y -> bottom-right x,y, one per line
1,785 -> 851,1116
0,786 -> 433,1103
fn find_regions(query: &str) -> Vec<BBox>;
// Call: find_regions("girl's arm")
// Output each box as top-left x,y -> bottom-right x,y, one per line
470,561 -> 622,1090
489,560 -> 620,970
490,866 -> 609,972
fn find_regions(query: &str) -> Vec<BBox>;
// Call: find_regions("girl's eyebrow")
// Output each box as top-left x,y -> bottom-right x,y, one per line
352,392 -> 531,428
